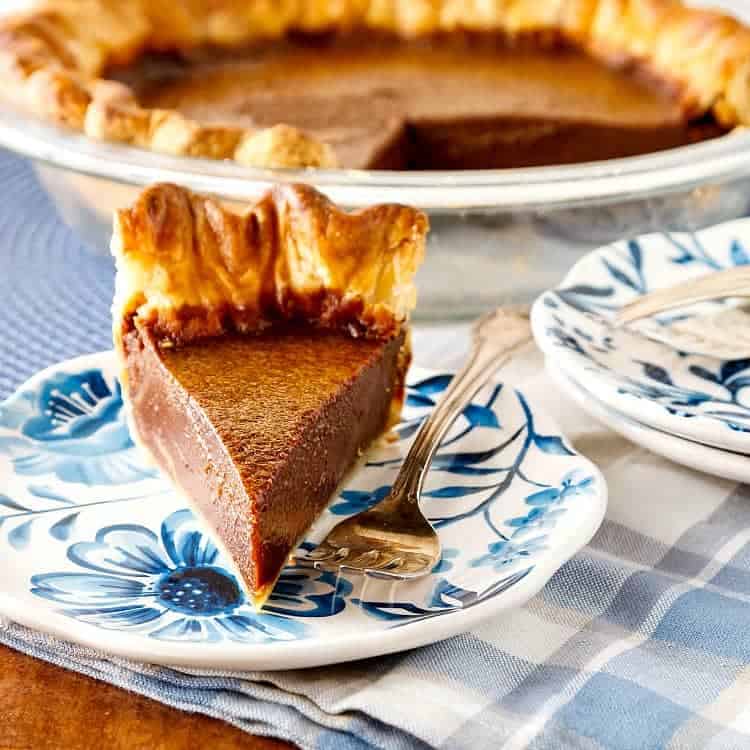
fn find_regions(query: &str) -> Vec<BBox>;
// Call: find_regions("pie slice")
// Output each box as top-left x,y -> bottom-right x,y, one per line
112,183 -> 427,607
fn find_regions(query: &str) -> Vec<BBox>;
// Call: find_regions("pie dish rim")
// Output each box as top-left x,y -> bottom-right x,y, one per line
2,96 -> 750,213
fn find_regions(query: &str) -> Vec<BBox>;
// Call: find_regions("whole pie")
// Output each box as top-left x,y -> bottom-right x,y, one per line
1,0 -> 747,169
112,182 -> 427,606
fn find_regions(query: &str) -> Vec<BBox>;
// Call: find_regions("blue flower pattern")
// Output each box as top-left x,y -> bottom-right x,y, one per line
470,472 -> 595,572
0,369 -> 154,484
31,510 -> 345,643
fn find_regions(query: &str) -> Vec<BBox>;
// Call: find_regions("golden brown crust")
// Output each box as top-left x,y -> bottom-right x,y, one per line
111,182 -> 428,348
3,0 -> 749,166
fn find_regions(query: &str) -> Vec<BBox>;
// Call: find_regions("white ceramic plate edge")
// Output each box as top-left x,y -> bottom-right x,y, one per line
548,362 -> 750,484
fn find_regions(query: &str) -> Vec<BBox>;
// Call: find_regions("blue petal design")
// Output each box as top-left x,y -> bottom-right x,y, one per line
627,240 -> 643,270
68,525 -> 170,576
265,568 -> 352,618
63,605 -> 164,628
731,239 -> 750,266
556,285 -> 616,314
8,519 -> 32,549
602,258 -> 640,292
641,362 -> 673,386
22,371 -> 120,442
161,509 -> 219,568
533,434 -> 575,456
424,485 -> 491,499
525,488 -> 560,506
149,617 -> 221,642
462,404 -> 501,429
217,613 -> 305,641
31,572 -> 149,605
27,485 -> 75,504
0,494 -> 30,512
29,507 -> 338,642
410,374 -> 452,396
49,512 -> 79,541
689,365 -> 719,384
150,613 -> 305,643
558,284 -> 614,299
406,393 -> 435,408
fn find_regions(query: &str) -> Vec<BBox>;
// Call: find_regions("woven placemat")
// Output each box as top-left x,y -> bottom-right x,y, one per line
0,151 -> 113,400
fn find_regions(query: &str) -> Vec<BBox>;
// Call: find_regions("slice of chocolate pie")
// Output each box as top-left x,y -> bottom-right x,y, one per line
112,183 -> 427,607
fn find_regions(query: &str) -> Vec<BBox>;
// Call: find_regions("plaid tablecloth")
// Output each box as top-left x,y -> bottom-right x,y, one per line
1,150 -> 749,749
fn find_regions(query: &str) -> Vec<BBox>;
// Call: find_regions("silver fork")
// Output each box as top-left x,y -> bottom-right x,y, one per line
615,266 -> 750,326
613,266 -> 750,359
302,307 -> 533,580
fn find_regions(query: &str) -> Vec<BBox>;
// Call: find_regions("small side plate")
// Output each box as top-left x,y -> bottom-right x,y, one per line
531,219 -> 750,454
0,352 -> 606,670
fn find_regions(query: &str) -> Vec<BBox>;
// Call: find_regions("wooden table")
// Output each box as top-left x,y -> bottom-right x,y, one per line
0,645 -> 295,749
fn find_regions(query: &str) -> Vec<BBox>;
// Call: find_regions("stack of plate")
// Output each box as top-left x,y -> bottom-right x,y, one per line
530,219 -> 750,484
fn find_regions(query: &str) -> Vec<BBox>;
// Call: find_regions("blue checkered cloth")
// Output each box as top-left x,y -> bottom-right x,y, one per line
1,149 -> 749,749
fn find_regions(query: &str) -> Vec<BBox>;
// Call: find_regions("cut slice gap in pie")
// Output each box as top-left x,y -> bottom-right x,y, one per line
112,183 -> 427,607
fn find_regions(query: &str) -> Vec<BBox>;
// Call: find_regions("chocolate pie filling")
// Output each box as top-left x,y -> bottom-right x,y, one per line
111,34 -> 728,170
123,325 -> 405,595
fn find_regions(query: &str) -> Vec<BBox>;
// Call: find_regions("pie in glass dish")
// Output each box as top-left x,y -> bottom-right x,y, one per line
112,182 -> 427,606
1,0 -> 747,169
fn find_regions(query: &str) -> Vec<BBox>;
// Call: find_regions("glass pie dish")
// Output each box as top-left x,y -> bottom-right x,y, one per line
3,0 -> 750,320
2,100 -> 750,320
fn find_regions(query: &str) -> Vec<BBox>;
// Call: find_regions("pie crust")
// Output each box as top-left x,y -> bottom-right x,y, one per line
112,181 -> 427,345
2,0 -> 748,168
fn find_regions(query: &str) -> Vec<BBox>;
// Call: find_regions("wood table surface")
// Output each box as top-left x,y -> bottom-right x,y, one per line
0,645 -> 295,750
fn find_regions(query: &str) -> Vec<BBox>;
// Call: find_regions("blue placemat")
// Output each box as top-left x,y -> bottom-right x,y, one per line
0,150 -> 113,400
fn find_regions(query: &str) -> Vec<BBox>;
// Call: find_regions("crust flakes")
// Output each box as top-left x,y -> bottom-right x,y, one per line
111,182 -> 428,347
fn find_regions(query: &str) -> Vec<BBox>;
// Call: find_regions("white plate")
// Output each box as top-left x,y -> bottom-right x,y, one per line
0,352 -> 606,670
548,363 -> 750,484
531,219 -> 750,454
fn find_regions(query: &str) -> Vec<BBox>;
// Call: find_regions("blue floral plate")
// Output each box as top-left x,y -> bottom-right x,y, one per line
0,352 -> 606,670
531,219 -> 750,454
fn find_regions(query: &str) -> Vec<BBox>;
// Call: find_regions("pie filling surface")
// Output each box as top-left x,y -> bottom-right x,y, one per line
124,325 -> 406,600
111,34 -> 728,170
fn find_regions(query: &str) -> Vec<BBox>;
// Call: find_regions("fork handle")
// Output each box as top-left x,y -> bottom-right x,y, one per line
390,308 -> 532,504
615,266 -> 750,326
